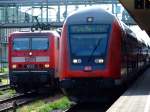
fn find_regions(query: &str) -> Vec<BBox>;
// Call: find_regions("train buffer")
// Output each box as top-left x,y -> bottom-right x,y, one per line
107,68 -> 150,112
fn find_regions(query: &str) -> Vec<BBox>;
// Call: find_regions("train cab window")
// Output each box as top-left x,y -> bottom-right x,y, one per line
69,24 -> 110,56
13,38 -> 30,50
31,38 -> 49,50
69,24 -> 110,65
70,34 -> 107,57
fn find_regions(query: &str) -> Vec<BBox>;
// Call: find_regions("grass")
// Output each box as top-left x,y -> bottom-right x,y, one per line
0,91 -> 3,95
0,89 -> 16,96
17,101 -> 45,112
0,89 -> 16,100
5,89 -> 16,97
17,97 -> 71,112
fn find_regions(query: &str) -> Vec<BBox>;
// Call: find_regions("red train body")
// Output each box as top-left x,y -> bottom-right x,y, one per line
8,31 -> 60,92
59,7 -> 150,102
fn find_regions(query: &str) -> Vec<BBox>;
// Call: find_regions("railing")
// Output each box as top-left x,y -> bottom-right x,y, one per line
0,0 -> 119,6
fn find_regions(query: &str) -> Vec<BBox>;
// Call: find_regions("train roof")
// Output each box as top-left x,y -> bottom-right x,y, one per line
11,30 -> 57,34
120,22 -> 136,37
9,30 -> 60,37
120,22 -> 150,46
65,6 -> 116,25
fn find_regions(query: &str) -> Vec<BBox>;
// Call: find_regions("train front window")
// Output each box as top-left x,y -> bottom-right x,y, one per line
70,34 -> 107,56
32,38 -> 49,50
13,38 -> 29,50
69,24 -> 110,65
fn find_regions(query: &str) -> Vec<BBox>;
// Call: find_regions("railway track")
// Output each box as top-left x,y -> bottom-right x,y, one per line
64,103 -> 112,112
0,84 -> 10,91
0,91 -> 64,112
64,97 -> 121,112
0,92 -> 37,111
0,73 -> 8,79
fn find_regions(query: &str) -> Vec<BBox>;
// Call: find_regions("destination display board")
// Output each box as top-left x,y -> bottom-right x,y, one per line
70,24 -> 110,33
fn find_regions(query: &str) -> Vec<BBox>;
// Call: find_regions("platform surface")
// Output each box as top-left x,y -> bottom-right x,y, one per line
107,68 -> 150,112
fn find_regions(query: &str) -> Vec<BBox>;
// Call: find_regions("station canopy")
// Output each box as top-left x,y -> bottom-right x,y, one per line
119,0 -> 150,36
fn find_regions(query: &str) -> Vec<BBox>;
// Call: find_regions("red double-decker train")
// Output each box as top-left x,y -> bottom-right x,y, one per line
59,7 -> 150,102
8,31 -> 60,92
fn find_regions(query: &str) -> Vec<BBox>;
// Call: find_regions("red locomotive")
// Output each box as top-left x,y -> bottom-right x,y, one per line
59,7 -> 150,102
8,31 -> 60,92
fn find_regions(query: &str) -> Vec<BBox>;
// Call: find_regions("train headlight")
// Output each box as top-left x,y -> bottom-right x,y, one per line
95,59 -> 104,64
44,64 -> 49,68
73,59 -> 82,64
87,17 -> 94,22
12,64 -> 17,69
78,59 -> 82,63
29,52 -> 32,56
73,59 -> 78,63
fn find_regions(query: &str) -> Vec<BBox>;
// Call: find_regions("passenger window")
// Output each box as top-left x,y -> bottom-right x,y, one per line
57,37 -> 59,50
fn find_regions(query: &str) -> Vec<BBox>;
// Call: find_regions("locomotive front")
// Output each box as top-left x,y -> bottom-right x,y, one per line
8,32 -> 58,92
59,7 -> 122,102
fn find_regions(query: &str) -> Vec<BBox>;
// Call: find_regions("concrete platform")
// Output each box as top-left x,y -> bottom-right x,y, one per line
107,68 -> 150,112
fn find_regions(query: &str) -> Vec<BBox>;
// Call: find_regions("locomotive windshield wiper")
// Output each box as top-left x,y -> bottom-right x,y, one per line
88,39 -> 101,62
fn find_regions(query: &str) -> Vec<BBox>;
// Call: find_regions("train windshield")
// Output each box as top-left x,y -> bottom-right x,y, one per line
13,37 -> 49,50
13,38 -> 30,50
32,38 -> 49,50
70,34 -> 107,56
69,24 -> 110,57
